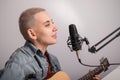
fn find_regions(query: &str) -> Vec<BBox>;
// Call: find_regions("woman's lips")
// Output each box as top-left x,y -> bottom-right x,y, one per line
51,34 -> 57,39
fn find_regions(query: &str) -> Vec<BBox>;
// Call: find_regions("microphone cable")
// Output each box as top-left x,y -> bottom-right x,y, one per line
75,51 -> 120,67
75,51 -> 99,67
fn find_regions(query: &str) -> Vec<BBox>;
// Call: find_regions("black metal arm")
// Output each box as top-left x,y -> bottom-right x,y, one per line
88,27 -> 120,53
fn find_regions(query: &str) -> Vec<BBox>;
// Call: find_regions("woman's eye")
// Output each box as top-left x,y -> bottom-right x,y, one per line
45,23 -> 50,27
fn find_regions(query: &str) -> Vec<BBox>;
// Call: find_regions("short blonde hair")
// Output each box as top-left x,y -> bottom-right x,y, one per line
19,7 -> 45,40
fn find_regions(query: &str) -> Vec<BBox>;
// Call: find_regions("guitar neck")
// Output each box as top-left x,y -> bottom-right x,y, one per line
79,65 -> 104,80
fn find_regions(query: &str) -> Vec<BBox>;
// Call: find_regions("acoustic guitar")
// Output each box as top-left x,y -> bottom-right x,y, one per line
47,57 -> 110,80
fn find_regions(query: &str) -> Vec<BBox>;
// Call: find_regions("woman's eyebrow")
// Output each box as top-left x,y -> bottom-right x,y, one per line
43,19 -> 53,24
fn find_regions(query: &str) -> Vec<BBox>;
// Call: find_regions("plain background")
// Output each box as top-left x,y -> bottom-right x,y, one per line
0,0 -> 120,80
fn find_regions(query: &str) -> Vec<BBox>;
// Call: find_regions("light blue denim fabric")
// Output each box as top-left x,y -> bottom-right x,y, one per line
0,41 -> 61,80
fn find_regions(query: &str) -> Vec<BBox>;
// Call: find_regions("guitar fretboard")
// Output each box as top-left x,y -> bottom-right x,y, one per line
79,65 -> 103,80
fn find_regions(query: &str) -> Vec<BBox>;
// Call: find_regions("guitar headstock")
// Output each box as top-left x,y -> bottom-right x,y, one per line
100,57 -> 110,72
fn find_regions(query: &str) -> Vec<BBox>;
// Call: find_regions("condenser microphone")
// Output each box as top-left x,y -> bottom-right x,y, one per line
68,24 -> 103,67
68,24 -> 83,63
68,24 -> 94,66
69,24 -> 82,51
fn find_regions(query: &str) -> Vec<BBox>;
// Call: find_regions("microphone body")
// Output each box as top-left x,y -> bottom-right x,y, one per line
69,24 -> 82,51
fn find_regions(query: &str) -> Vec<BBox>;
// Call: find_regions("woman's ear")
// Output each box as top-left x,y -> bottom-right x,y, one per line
27,28 -> 37,40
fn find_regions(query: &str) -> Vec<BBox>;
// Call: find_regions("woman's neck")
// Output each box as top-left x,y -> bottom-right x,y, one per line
34,42 -> 48,55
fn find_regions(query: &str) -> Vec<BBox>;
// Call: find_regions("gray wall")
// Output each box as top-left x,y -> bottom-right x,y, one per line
0,0 -> 120,80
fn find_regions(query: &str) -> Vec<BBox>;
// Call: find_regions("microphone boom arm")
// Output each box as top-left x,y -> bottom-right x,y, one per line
89,27 -> 120,53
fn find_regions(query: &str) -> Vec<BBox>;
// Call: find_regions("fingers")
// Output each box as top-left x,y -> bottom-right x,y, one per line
89,69 -> 101,80
93,75 -> 101,80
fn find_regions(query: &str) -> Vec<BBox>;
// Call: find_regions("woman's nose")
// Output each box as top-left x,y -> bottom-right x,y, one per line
53,24 -> 58,32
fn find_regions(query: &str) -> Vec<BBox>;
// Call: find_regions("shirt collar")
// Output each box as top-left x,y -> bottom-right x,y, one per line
24,41 -> 47,57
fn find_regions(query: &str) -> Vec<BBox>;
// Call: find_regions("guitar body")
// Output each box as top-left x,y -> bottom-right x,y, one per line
47,71 -> 71,80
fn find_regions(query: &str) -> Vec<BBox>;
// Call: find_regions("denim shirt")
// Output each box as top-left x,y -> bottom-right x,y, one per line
0,41 -> 61,80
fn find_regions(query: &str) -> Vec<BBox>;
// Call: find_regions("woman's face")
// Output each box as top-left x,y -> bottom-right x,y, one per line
33,11 -> 58,46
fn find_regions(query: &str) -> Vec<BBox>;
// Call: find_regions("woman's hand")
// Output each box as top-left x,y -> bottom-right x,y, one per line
93,75 -> 100,80
89,69 -> 101,80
